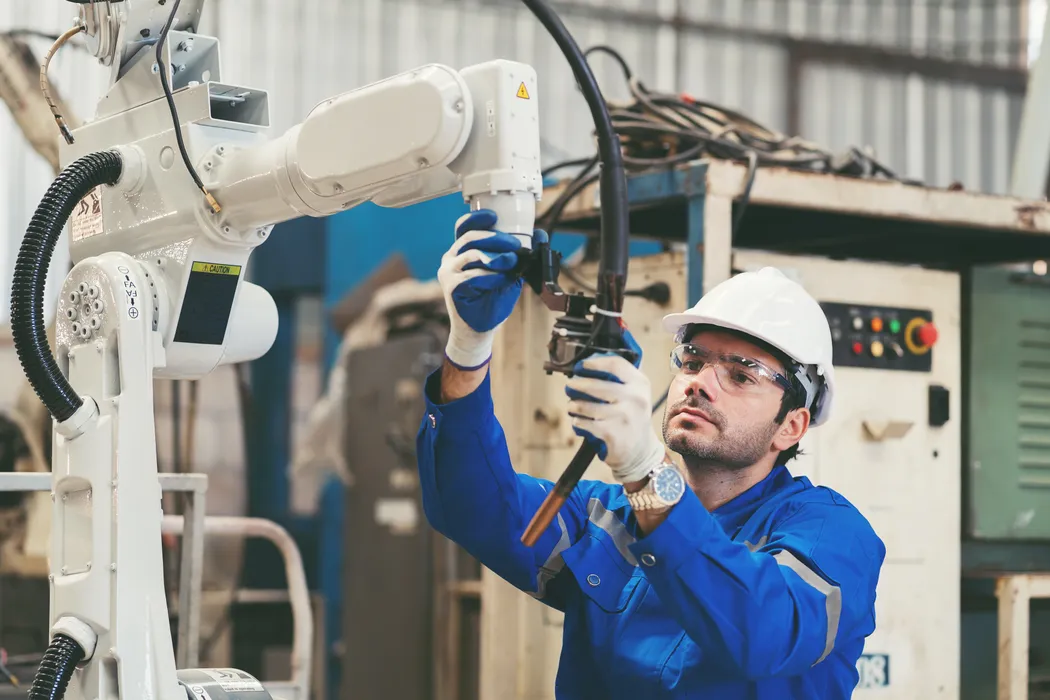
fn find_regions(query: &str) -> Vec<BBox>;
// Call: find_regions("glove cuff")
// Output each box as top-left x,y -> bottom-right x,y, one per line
445,330 -> 494,371
611,436 -> 667,484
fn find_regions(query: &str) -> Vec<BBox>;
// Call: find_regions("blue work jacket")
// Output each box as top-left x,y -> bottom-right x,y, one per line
416,371 -> 886,698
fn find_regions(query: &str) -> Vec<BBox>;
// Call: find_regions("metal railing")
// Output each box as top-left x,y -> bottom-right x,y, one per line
0,472 -> 311,700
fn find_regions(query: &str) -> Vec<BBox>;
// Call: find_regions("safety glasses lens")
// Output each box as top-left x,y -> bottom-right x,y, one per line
670,344 -> 785,394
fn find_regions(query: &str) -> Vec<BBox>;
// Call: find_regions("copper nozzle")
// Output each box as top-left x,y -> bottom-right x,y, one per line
521,490 -> 567,547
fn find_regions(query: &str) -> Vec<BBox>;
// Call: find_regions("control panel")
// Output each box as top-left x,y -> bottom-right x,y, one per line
820,302 -> 938,372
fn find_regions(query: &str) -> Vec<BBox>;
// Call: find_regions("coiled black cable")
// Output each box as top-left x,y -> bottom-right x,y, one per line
11,150 -> 122,423
543,45 -> 917,244
28,634 -> 84,700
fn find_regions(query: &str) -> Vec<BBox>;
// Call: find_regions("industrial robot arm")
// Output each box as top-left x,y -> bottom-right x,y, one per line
12,0 -> 635,696
57,34 -> 542,381
10,5 -> 540,700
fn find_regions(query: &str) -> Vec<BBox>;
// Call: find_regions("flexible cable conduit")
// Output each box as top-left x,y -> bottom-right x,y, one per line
28,634 -> 85,700
11,150 -> 122,422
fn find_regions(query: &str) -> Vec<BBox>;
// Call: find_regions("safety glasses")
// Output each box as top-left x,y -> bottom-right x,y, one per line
669,343 -> 794,397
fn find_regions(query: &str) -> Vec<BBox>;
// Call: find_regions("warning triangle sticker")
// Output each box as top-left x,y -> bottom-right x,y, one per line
516,82 -> 530,100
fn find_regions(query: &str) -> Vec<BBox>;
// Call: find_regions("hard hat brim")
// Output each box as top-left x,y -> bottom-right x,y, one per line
662,312 -> 783,353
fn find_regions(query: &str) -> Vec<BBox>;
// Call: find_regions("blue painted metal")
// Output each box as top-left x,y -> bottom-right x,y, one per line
686,194 -> 706,305
322,197 -> 470,372
245,293 -> 297,523
626,163 -> 708,206
249,217 -> 326,295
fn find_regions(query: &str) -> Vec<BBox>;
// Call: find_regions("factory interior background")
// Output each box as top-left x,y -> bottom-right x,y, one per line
2,0 -> 1050,698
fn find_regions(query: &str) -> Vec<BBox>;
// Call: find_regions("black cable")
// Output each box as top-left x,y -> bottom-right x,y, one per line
522,0 -> 630,316
732,151 -> 759,237
584,45 -> 633,80
156,0 -> 220,214
542,44 -> 917,248
559,264 -> 670,305
539,169 -> 599,236
12,151 -> 123,422
27,634 -> 83,700
542,157 -> 594,179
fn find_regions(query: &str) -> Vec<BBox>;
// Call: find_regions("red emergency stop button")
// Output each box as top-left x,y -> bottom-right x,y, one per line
905,318 -> 938,355
917,322 -> 938,347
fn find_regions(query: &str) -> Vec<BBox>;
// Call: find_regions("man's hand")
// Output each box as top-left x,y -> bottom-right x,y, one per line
438,209 -> 524,371
564,334 -> 666,485
437,209 -> 526,402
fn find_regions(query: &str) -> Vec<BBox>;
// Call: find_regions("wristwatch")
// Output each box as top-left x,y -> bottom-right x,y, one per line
625,458 -> 687,512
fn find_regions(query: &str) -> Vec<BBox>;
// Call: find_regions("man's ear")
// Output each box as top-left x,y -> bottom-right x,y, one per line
772,408 -> 810,452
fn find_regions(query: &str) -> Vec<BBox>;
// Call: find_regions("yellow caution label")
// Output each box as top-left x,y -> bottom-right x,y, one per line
516,82 -> 530,100
191,261 -> 242,276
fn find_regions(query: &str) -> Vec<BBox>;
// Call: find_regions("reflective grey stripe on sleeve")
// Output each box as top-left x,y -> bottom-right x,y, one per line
587,499 -> 639,567
773,550 -> 843,665
529,512 -> 571,600
744,535 -> 768,552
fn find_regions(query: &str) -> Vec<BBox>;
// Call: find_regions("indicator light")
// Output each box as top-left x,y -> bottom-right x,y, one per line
889,319 -> 901,334
871,318 -> 883,332
851,341 -> 863,355
870,341 -> 884,358
851,317 -> 863,331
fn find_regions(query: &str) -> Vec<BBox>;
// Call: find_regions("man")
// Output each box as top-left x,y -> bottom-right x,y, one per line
417,209 -> 886,698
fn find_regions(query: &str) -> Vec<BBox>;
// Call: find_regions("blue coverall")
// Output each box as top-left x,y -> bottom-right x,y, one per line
417,370 -> 886,698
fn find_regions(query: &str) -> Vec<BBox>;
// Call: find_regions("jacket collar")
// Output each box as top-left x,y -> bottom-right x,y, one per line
710,465 -> 800,533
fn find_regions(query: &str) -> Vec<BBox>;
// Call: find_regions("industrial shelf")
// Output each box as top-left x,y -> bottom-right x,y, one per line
543,159 -> 1050,304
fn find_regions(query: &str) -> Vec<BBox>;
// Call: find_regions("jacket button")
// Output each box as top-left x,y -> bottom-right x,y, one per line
428,414 -> 436,428
586,574 -> 600,586
640,553 -> 657,567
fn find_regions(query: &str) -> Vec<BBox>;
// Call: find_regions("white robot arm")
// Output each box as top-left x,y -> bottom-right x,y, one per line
62,56 -> 541,377
212,62 -> 542,238
10,4 -> 541,700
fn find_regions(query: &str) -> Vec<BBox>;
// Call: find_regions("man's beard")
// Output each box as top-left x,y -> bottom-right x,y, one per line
662,396 -> 778,471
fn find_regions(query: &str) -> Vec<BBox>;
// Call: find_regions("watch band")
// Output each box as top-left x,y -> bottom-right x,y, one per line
626,478 -> 660,511
629,489 -> 658,511
625,456 -> 683,512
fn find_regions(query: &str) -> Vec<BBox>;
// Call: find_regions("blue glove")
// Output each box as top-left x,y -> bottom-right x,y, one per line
438,209 -> 527,369
451,210 -> 524,333
564,330 -> 665,483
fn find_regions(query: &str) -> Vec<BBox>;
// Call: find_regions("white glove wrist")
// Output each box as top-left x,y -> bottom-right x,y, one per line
609,433 -> 666,484
445,327 -> 494,370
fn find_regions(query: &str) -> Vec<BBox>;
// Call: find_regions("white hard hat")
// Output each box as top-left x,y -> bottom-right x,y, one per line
662,267 -> 835,425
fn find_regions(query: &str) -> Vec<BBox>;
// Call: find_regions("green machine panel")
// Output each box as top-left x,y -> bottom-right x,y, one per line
968,266 -> 1050,539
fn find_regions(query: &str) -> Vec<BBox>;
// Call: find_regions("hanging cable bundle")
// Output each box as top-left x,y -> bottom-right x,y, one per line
540,45 -> 917,239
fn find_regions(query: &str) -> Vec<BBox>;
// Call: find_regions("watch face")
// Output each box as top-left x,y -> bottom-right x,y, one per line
653,465 -> 686,504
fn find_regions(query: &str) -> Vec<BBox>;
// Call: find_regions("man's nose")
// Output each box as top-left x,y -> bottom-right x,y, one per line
684,364 -> 720,402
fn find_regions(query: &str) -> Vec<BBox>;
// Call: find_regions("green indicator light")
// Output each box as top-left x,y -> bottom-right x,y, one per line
889,319 -> 901,334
